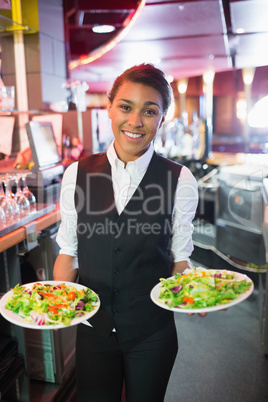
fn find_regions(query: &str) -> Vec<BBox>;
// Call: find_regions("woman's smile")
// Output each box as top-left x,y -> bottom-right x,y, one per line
122,130 -> 144,139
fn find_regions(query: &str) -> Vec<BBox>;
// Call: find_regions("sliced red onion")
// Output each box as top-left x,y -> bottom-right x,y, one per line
30,311 -> 62,325
30,311 -> 46,326
75,301 -> 85,311
170,285 -> 183,293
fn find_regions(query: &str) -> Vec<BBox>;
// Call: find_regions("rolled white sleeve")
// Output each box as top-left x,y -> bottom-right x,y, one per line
170,166 -> 198,263
56,162 -> 78,257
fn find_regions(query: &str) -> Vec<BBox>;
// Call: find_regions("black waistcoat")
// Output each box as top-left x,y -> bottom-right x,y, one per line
75,151 -> 182,342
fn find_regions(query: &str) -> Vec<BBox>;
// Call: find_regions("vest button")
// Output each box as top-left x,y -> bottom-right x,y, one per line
112,308 -> 119,314
114,289 -> 119,295
114,248 -> 121,254
113,269 -> 120,275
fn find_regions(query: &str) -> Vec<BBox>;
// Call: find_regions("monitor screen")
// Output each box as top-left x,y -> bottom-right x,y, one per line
25,121 -> 62,169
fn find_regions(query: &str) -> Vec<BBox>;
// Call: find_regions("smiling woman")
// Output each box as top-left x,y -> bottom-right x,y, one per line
54,63 -> 199,402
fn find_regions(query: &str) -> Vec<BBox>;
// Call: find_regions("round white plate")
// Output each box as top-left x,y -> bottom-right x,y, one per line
150,270 -> 254,314
0,281 -> 100,329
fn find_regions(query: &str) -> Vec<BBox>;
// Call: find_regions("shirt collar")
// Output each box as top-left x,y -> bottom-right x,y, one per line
107,140 -> 154,173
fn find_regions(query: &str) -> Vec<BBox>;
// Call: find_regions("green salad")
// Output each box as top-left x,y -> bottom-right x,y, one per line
5,282 -> 99,326
158,267 -> 253,309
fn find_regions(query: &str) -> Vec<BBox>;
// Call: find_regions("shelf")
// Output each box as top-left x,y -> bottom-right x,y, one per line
0,14 -> 36,35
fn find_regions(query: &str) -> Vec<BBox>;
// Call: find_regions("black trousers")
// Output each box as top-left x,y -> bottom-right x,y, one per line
76,320 -> 178,402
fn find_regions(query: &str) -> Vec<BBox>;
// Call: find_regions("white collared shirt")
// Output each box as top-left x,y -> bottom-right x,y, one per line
56,141 -> 198,265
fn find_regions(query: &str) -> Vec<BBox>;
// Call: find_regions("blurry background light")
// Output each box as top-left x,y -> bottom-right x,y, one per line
165,99 -> 175,122
242,67 -> 256,85
203,69 -> 215,85
177,78 -> 188,94
248,96 -> 268,127
241,67 -> 255,153
166,75 -> 174,84
92,25 -> 116,33
236,99 -> 247,121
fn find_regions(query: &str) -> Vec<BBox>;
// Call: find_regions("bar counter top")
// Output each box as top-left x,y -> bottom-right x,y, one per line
0,203 -> 61,253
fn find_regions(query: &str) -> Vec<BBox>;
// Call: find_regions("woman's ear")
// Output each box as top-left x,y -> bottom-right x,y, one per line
159,115 -> 165,128
107,100 -> 112,119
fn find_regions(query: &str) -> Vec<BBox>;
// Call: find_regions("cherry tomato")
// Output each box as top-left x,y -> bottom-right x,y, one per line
183,296 -> 194,305
48,306 -> 59,314
67,291 -> 77,301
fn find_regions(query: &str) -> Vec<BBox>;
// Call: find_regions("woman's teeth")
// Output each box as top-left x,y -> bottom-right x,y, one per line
124,131 -> 142,139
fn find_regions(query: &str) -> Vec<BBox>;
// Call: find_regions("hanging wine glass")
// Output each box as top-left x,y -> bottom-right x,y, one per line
20,173 -> 36,212
0,205 -> 6,229
13,174 -> 30,217
0,177 -> 6,205
9,175 -> 16,199
0,174 -> 20,225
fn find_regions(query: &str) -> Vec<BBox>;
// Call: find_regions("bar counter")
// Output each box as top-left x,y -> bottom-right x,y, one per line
0,203 -> 61,253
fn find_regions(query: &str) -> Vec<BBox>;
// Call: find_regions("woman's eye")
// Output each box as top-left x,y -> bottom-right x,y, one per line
120,105 -> 131,111
144,109 -> 156,115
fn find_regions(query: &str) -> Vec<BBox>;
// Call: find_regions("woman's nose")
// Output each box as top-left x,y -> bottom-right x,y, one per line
128,112 -> 143,127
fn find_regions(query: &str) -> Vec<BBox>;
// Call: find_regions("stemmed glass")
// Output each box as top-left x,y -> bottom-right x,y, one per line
0,174 -> 20,225
20,173 -> 36,212
0,205 -> 6,229
0,177 -> 5,205
13,174 -> 30,217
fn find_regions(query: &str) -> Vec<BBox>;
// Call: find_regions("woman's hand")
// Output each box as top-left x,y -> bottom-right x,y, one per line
187,312 -> 207,317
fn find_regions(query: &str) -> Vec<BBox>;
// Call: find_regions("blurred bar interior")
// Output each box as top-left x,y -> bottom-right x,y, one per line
0,0 -> 268,401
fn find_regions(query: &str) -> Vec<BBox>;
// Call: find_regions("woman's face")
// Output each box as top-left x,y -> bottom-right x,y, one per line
107,81 -> 165,164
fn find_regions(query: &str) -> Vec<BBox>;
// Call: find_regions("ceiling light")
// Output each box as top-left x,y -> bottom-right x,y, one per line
177,78 -> 188,94
236,28 -> 245,34
242,67 -> 255,85
203,69 -> 215,85
92,25 -> 116,34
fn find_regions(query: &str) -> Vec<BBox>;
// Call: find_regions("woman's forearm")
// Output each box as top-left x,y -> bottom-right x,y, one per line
53,254 -> 78,282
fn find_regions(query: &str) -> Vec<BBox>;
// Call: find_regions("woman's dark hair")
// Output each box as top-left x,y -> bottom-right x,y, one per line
107,63 -> 172,115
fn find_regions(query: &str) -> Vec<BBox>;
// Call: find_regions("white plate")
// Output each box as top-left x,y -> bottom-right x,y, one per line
0,281 -> 100,330
150,270 -> 254,314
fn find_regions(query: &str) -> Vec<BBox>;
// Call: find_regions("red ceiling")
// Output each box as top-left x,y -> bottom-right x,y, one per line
64,0 -> 268,93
